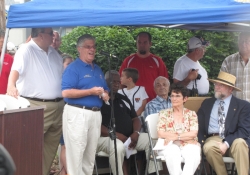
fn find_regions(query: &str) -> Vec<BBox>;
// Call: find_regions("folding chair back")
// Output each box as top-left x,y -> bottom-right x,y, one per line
145,113 -> 159,139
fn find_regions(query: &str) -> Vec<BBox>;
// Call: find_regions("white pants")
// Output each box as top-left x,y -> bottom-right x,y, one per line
63,104 -> 102,175
158,144 -> 201,175
97,133 -> 159,175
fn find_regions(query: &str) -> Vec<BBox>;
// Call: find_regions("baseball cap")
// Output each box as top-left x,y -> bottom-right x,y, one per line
7,42 -> 16,55
187,36 -> 210,50
7,42 -> 16,51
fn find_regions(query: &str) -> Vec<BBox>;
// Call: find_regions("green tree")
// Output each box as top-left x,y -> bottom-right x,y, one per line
60,26 -> 238,94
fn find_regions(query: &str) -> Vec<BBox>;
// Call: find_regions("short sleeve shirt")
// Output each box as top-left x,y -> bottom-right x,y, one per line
101,93 -> 137,137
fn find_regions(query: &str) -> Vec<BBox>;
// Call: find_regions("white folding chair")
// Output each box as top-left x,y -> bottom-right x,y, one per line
145,113 -> 200,175
95,149 -> 138,175
0,99 -> 7,111
17,96 -> 30,108
0,95 -> 21,110
209,157 -> 236,175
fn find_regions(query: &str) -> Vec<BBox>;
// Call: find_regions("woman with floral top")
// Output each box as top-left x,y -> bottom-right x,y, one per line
157,83 -> 201,175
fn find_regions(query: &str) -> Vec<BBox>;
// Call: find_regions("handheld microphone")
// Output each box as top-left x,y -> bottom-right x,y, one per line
99,51 -> 117,58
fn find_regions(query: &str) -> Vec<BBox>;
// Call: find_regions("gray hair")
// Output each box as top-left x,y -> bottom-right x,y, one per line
105,70 -> 120,80
153,76 -> 170,87
31,28 -> 46,38
0,29 -> 5,38
53,31 -> 61,40
76,34 -> 95,47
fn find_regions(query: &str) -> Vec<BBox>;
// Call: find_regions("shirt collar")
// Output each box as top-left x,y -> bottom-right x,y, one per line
30,39 -> 53,54
156,95 -> 170,102
77,58 -> 96,68
215,94 -> 232,106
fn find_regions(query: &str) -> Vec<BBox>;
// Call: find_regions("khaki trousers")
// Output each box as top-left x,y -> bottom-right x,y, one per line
28,99 -> 64,175
203,136 -> 249,175
97,133 -> 160,175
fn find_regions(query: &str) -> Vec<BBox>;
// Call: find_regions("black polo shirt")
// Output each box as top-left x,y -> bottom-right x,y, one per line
101,93 -> 137,137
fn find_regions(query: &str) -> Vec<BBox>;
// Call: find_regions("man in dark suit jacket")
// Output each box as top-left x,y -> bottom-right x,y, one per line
197,71 -> 250,175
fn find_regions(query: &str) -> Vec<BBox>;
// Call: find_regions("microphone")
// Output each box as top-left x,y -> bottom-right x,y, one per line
99,51 -> 117,58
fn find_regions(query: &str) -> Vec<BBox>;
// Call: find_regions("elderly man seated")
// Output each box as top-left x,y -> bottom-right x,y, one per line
144,76 -> 172,118
97,70 -> 157,175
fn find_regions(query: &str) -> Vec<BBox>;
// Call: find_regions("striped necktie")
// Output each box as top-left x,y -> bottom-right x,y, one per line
218,100 -> 225,138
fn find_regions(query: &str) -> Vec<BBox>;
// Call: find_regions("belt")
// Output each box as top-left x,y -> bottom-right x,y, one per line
208,133 -> 219,137
67,104 -> 100,111
21,96 -> 63,102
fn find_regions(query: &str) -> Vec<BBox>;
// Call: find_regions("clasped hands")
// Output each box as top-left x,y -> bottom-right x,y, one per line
116,132 -> 139,149
91,87 -> 109,102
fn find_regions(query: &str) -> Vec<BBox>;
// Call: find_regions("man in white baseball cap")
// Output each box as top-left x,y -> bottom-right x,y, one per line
173,36 -> 210,96
7,42 -> 16,56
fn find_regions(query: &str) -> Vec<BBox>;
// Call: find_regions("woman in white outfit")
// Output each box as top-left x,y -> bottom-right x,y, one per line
157,83 -> 201,175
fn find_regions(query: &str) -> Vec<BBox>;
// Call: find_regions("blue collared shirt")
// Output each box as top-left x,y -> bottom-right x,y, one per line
62,58 -> 109,108
208,94 -> 232,134
144,95 -> 172,118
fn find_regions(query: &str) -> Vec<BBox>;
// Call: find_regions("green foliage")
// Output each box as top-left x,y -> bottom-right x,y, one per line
60,26 -> 238,94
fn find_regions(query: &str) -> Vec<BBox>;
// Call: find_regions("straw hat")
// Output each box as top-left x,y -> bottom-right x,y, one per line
208,71 -> 241,91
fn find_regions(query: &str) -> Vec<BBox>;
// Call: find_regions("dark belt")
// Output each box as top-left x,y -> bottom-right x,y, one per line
208,133 -> 219,137
67,104 -> 100,111
21,96 -> 63,102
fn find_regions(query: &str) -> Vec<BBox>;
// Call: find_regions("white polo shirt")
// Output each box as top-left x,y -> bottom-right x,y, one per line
12,39 -> 63,99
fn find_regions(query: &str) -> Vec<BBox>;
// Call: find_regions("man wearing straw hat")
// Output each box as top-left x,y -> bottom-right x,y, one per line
197,71 -> 250,175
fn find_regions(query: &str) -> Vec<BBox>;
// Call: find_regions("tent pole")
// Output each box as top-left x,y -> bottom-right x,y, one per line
59,27 -> 63,35
0,28 -> 10,75
153,24 -> 184,29
231,23 -> 250,27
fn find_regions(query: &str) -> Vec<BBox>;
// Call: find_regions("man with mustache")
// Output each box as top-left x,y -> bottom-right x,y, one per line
197,71 -> 250,175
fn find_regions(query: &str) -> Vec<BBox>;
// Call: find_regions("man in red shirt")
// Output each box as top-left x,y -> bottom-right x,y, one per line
0,29 -> 14,94
119,32 -> 169,101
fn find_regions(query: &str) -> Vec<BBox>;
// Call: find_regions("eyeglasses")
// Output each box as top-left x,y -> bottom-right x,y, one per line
79,45 -> 97,49
214,83 -> 225,88
41,31 -> 54,36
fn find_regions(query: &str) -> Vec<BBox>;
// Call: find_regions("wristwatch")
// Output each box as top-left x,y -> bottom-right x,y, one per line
134,131 -> 140,135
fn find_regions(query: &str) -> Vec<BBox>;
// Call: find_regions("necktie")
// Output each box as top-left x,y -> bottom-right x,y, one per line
218,101 -> 225,138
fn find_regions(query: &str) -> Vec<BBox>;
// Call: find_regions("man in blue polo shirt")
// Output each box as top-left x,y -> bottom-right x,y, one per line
61,34 -> 109,175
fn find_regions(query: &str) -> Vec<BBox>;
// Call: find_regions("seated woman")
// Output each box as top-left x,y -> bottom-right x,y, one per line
157,83 -> 200,175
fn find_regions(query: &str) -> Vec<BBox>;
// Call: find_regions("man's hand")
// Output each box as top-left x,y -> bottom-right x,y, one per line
116,133 -> 128,143
129,132 -> 139,149
101,92 -> 110,102
217,142 -> 228,155
7,86 -> 19,98
91,87 -> 104,96
187,69 -> 199,81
